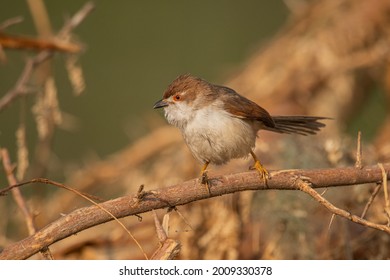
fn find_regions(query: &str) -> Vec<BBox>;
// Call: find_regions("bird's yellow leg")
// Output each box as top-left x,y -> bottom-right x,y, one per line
250,151 -> 269,182
200,161 -> 209,176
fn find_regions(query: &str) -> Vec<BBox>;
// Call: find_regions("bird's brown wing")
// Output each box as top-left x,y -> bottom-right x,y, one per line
215,85 -> 276,128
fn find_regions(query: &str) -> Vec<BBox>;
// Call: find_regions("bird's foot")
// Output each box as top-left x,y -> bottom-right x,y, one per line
199,170 -> 211,195
250,160 -> 269,185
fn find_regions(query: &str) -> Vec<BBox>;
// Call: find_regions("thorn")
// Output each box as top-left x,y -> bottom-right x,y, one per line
135,214 -> 143,222
136,184 -> 151,200
355,131 -> 362,169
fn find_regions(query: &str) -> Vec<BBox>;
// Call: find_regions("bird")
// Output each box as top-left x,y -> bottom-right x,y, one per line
154,74 -> 328,184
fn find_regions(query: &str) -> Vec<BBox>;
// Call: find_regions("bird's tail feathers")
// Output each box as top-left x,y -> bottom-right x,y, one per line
264,116 -> 330,135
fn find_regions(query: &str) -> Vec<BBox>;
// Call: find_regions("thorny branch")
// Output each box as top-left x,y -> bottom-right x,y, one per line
295,176 -> 390,234
0,164 -> 389,259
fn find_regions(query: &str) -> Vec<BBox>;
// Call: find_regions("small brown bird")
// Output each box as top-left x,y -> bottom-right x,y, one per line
154,74 -> 328,181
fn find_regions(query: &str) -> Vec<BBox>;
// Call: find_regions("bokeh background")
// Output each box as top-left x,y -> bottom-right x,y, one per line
1,0 -> 390,259
0,0 -> 288,164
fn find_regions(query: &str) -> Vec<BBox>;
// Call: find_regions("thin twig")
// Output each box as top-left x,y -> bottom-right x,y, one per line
1,148 -> 36,234
327,213 -> 336,235
379,163 -> 390,226
150,211 -> 181,260
360,183 -> 382,219
0,16 -> 24,30
0,164 -> 389,259
295,178 -> 390,234
355,131 -> 362,168
0,52 -> 50,111
57,2 -> 95,37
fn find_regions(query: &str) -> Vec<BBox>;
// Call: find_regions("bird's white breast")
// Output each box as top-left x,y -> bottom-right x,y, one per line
180,105 -> 257,164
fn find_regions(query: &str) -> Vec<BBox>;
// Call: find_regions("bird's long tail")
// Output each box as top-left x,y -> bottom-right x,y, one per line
265,116 -> 329,135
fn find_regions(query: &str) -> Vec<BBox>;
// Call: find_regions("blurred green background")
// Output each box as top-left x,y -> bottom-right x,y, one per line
0,1 -> 288,167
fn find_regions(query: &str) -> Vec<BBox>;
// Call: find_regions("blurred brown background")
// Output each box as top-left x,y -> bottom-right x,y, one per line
1,0 -> 389,259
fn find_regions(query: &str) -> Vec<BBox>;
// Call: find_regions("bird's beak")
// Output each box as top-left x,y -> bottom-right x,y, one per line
153,99 -> 169,109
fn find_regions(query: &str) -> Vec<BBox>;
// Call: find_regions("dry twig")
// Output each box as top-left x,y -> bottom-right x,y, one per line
355,131 -> 363,168
150,211 -> 181,260
379,163 -> 390,225
360,183 -> 382,219
0,16 -> 24,30
1,149 -> 35,234
294,177 -> 390,234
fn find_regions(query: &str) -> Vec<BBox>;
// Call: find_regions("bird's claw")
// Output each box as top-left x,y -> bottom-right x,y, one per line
199,171 -> 211,195
251,160 -> 269,185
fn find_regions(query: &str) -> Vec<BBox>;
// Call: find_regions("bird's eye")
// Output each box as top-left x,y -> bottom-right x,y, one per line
173,94 -> 181,101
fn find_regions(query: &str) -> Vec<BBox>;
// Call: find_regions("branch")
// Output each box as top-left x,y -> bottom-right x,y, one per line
0,2 -> 95,112
0,164 -> 389,259
295,177 -> 390,234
